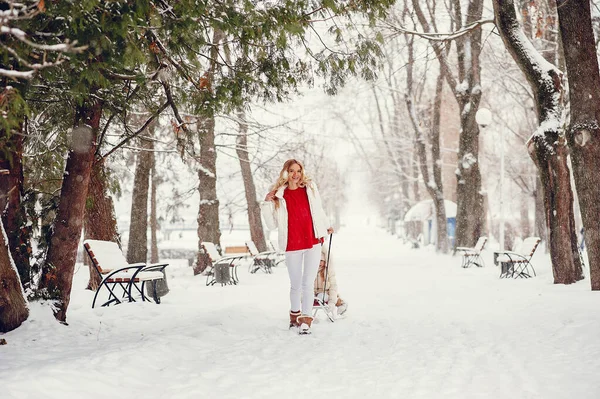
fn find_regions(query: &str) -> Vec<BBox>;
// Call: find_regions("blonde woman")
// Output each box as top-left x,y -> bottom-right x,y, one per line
261,159 -> 333,335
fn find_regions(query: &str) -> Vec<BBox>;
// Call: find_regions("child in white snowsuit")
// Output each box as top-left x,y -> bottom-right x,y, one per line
314,239 -> 347,318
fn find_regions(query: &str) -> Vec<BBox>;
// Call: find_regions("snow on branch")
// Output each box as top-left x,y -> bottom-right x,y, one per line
382,18 -> 494,42
0,0 -> 87,80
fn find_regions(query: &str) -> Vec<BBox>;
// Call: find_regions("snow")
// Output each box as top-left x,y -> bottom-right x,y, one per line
461,152 -> 477,169
456,80 -> 469,94
1,26 -> 26,38
3,218 -> 600,398
404,199 -> 457,221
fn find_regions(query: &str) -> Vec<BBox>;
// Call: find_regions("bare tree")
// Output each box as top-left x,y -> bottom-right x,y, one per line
410,0 -> 486,248
492,0 -> 582,284
556,0 -> 600,289
150,155 -> 159,264
127,127 -> 155,264
403,13 -> 448,253
236,110 -> 267,252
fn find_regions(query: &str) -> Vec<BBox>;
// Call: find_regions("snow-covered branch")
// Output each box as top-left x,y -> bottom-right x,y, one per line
0,1 -> 87,80
382,18 -> 494,42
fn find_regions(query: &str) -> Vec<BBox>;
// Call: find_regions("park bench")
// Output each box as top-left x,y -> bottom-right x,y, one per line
201,242 -> 244,286
495,236 -> 541,279
83,239 -> 168,308
456,236 -> 488,268
245,241 -> 278,274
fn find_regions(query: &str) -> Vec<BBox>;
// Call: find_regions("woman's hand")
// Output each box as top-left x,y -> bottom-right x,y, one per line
264,190 -> 276,202
327,227 -> 334,234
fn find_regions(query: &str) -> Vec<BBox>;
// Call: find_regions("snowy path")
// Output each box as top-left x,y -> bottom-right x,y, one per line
2,221 -> 600,398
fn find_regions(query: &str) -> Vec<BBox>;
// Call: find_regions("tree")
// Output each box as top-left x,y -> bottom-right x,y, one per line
492,0 -> 582,284
236,110 -> 267,252
403,9 -> 448,253
410,0 -> 487,249
0,206 -> 29,332
556,0 -> 600,289
0,0 -> 85,290
39,101 -> 103,322
0,95 -> 31,286
83,160 -> 120,291
127,125 -> 155,264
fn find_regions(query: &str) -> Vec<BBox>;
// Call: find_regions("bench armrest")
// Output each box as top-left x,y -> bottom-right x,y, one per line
215,255 -> 244,265
456,247 -> 478,254
142,263 -> 169,273
496,251 -> 527,263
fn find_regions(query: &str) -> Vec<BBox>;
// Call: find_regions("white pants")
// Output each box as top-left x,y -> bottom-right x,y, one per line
285,244 -> 321,315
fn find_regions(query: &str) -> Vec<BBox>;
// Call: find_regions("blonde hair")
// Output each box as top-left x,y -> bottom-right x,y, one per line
271,159 -> 311,208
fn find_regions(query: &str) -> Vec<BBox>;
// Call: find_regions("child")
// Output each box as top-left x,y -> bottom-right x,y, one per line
314,238 -> 347,318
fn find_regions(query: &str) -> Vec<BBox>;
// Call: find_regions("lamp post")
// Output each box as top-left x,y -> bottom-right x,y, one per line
476,107 -> 504,251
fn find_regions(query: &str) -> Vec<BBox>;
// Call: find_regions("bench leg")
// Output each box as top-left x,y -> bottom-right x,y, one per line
92,281 -> 127,308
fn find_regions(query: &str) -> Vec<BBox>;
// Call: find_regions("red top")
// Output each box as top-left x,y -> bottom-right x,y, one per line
283,187 -> 320,251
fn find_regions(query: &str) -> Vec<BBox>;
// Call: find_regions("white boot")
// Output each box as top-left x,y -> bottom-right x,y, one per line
297,315 -> 313,335
337,302 -> 348,316
328,303 -> 337,320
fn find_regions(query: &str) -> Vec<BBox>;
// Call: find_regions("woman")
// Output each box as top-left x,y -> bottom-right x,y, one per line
261,159 -> 333,334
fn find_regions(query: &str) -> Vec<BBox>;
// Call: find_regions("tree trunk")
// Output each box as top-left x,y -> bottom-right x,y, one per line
150,157 -> 159,264
40,100 -> 102,323
0,218 -> 29,333
405,34 -> 448,253
430,71 -> 449,253
520,194 -> 531,238
194,30 -> 223,276
236,111 -> 267,252
454,97 -> 485,249
126,133 -> 154,264
194,114 -> 221,275
533,176 -> 547,243
556,1 -> 600,289
0,124 -> 31,287
453,0 -> 485,249
493,0 -> 582,284
83,160 -> 120,291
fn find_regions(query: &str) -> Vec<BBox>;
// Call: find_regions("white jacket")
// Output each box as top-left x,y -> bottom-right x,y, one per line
260,182 -> 329,252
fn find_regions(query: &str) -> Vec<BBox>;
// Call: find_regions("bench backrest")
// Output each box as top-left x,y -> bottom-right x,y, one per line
475,236 -> 488,252
83,239 -> 128,274
225,246 -> 248,255
201,242 -> 221,262
245,241 -> 259,256
520,237 -> 541,257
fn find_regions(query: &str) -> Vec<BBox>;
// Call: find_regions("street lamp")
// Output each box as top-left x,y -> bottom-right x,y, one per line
476,107 -> 505,251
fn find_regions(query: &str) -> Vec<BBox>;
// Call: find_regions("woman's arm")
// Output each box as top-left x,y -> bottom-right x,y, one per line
310,182 -> 334,234
260,195 -> 278,230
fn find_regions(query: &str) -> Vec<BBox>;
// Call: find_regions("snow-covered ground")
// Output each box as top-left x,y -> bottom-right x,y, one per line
2,211 -> 600,398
